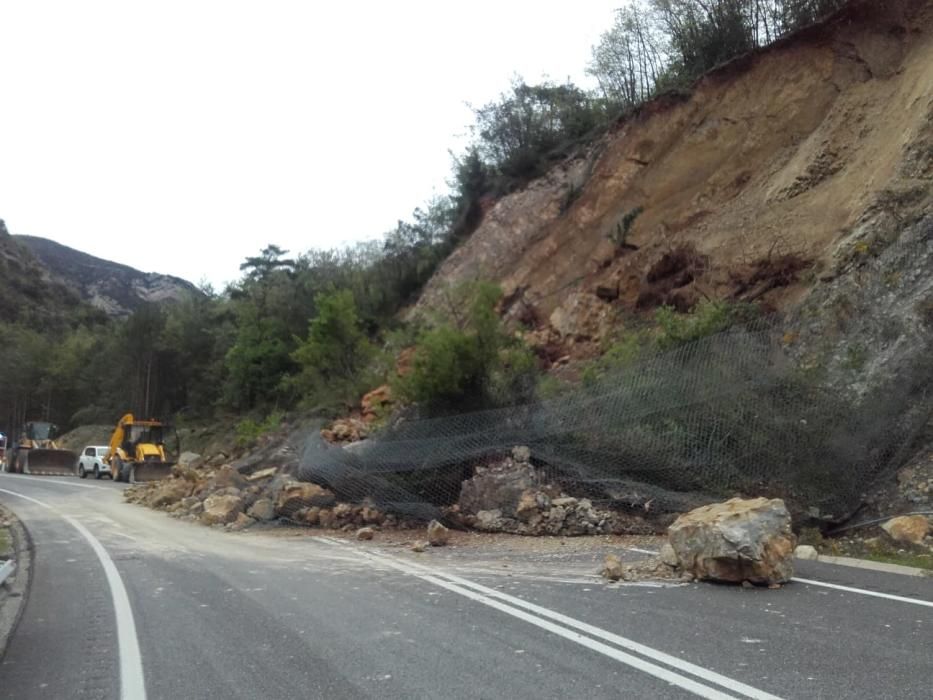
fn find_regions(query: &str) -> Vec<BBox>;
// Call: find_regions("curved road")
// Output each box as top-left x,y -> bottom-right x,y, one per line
1,473 -> 931,699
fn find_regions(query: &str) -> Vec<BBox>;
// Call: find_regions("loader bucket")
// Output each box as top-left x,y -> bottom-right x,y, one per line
130,461 -> 175,484
23,449 -> 78,476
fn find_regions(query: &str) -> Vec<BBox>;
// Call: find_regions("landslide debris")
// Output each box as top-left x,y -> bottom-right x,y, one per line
125,463 -> 411,534
667,497 -> 797,585
455,446 -> 657,537
125,441 -> 663,540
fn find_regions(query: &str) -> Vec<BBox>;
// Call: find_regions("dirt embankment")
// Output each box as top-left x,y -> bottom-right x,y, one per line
416,0 -> 933,355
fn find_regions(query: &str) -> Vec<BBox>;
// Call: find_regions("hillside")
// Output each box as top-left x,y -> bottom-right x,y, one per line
416,0 -> 933,375
0,220 -> 97,327
15,234 -> 200,317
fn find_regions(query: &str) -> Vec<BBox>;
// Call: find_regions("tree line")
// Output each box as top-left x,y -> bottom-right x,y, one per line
0,0 -> 850,436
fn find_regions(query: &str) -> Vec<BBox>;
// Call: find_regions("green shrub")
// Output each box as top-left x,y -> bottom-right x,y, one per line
235,410 -> 284,447
655,300 -> 758,349
288,290 -> 379,411
581,300 -> 758,384
394,282 -> 538,411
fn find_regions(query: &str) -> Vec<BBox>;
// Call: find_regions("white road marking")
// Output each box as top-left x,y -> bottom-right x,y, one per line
625,547 -> 662,556
0,474 -> 111,490
0,487 -> 147,700
313,537 -> 781,700
626,546 -> 933,609
791,577 -> 933,609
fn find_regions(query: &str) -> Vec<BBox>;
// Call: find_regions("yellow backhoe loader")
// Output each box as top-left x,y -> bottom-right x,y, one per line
106,413 -> 179,483
6,421 -> 78,476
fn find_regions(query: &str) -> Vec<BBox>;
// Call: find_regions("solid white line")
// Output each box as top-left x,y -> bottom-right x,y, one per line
0,487 -> 147,700
368,548 -> 782,700
791,577 -> 933,609
315,538 -> 780,699
625,545 -> 933,609
625,546 -> 661,556
419,573 -> 739,700
0,474 -> 110,490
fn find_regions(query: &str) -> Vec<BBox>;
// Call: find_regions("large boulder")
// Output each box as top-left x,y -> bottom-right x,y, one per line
274,482 -> 337,517
459,448 -> 550,517
880,515 -> 930,545
200,494 -> 245,526
667,497 -> 797,584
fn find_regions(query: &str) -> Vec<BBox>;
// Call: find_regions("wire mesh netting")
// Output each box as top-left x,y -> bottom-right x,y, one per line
298,233 -> 933,526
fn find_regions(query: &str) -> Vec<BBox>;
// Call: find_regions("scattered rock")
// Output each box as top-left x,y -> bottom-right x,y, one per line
601,554 -> 625,581
360,505 -> 385,525
794,544 -> 819,561
247,498 -> 276,522
177,451 -> 202,469
411,541 -> 428,553
246,467 -> 278,482
201,494 -> 245,526
203,465 -> 247,493
356,527 -> 375,541
667,497 -> 797,585
147,479 -> 193,508
321,417 -> 369,444
228,512 -> 255,532
511,445 -> 531,462
659,543 -> 680,567
459,455 -> 543,517
275,482 -> 337,517
880,515 -> 930,545
361,385 -> 393,422
475,509 -> 505,530
427,520 -> 450,547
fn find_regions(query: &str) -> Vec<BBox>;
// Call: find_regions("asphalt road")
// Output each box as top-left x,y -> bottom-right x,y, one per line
0,473 -> 931,700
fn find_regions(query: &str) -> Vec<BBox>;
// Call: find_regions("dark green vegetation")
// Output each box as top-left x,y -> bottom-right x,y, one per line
0,1 -> 852,437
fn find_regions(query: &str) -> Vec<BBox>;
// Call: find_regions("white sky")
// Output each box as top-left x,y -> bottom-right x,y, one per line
0,1 -> 619,288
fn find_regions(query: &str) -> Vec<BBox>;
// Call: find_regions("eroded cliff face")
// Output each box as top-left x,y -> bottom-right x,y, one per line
416,0 -> 933,361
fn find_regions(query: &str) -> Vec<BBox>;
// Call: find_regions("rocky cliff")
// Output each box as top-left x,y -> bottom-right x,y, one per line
14,234 -> 200,317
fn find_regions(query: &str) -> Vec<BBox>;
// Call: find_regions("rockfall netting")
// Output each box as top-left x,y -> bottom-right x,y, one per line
297,235 -> 933,526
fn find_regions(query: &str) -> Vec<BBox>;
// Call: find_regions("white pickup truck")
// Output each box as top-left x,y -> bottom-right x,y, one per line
77,445 -> 111,479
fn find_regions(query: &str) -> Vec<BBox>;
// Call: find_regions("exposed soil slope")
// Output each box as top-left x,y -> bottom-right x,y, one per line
417,0 -> 933,351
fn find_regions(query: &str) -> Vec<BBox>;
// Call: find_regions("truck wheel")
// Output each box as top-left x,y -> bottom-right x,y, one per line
94,465 -> 101,480
78,464 -> 87,479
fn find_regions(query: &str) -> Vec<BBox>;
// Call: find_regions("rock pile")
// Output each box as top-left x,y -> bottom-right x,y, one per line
125,464 -> 400,533
457,447 -> 655,536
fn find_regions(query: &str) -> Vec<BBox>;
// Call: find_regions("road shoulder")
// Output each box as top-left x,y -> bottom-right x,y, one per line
0,504 -> 32,661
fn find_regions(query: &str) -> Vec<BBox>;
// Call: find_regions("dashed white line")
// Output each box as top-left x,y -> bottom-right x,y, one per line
0,487 -> 147,700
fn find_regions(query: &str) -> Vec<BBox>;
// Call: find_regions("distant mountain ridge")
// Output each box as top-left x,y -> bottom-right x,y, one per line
0,220 -> 93,327
14,234 -> 200,317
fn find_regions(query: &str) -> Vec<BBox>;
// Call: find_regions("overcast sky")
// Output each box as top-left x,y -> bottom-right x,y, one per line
0,1 -> 619,288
